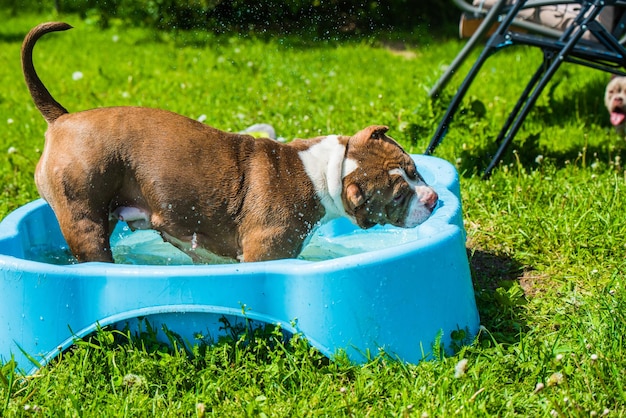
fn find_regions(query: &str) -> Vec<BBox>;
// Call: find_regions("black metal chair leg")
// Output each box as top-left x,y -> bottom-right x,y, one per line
482,2 -> 606,178
482,59 -> 571,177
425,0 -> 530,155
477,53 -> 554,178
428,0 -> 508,99
425,47 -> 494,155
427,0 -> 626,178
495,59 -> 551,146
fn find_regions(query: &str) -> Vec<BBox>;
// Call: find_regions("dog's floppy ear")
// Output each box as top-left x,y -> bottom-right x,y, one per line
344,183 -> 376,229
345,183 -> 365,212
353,125 -> 389,142
368,125 -> 389,139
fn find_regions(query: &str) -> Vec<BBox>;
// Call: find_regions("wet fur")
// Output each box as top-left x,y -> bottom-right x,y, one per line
22,22 -> 437,263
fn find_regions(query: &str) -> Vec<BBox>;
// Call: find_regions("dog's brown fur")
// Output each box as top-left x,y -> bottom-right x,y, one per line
23,22 -> 436,263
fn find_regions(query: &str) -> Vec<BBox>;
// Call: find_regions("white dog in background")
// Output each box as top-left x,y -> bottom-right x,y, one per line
605,76 -> 626,135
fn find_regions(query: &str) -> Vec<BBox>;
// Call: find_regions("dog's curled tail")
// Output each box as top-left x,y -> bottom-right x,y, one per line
21,22 -> 73,124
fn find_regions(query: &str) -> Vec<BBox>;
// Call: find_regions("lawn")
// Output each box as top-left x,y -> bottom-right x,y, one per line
2,11 -> 626,417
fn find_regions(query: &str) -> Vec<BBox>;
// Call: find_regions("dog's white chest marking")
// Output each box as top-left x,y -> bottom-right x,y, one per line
298,135 -> 357,222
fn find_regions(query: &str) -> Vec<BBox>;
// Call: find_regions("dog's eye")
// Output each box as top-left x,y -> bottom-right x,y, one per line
393,193 -> 404,205
393,189 -> 406,204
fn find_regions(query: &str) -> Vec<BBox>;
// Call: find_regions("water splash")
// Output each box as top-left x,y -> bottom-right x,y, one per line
27,221 -> 419,266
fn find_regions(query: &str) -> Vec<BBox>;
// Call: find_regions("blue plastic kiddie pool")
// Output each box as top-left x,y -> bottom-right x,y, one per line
0,155 -> 479,374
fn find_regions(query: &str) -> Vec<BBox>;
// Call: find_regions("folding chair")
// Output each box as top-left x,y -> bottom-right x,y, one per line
425,0 -> 626,178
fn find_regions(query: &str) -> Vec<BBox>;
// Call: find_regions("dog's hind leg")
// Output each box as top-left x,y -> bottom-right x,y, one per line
53,200 -> 114,262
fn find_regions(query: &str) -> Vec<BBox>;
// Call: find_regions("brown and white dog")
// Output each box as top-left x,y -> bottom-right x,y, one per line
605,76 -> 626,135
22,22 -> 438,263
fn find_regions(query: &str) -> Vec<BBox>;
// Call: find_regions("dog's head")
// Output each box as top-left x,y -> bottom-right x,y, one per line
341,126 -> 438,229
605,76 -> 626,130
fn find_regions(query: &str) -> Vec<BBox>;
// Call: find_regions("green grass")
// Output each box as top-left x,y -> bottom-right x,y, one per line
2,10 -> 626,417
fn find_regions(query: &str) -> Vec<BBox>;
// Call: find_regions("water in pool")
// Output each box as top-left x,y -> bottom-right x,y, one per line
26,222 -> 420,265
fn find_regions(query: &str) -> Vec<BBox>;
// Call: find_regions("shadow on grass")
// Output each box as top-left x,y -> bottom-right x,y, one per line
0,32 -> 28,44
534,75 -> 607,126
427,71 -> 619,176
468,248 -> 524,290
467,248 -> 529,345
454,132 -> 626,177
